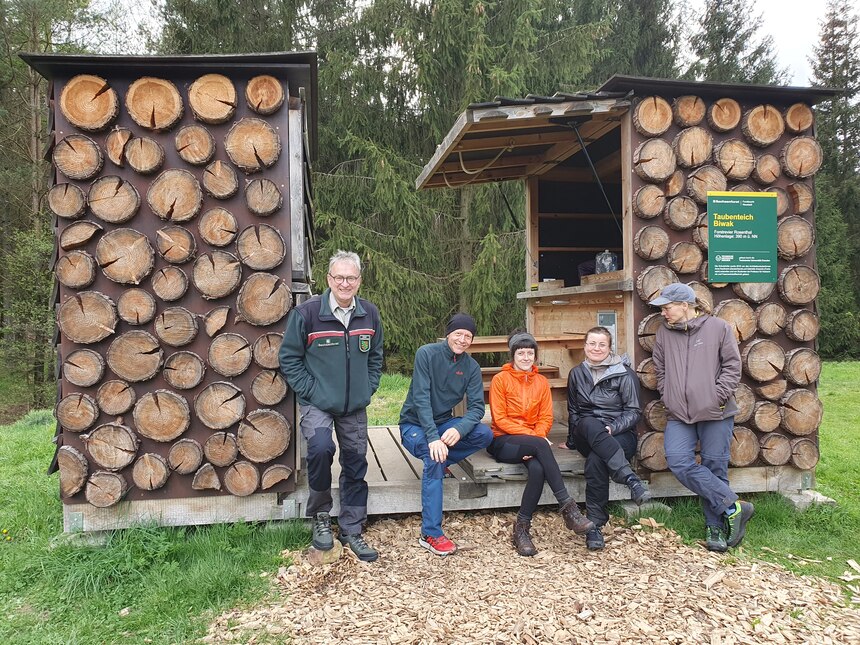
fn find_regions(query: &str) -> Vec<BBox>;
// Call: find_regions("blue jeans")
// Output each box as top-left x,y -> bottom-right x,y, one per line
664,417 -> 738,527
400,418 -> 493,537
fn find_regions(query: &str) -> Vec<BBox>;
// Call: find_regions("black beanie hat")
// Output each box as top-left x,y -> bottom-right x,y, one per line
445,313 -> 477,337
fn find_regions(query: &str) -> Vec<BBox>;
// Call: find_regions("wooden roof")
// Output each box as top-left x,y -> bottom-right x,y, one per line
417,76 -> 843,191
415,94 -> 631,190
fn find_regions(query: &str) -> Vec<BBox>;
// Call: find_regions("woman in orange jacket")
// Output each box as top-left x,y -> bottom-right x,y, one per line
488,331 -> 593,556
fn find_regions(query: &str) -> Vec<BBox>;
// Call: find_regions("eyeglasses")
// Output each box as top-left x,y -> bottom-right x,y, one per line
584,342 -> 609,349
329,274 -> 360,285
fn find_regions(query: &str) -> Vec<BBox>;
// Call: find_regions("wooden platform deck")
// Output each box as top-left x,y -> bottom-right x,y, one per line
289,425 -> 815,520
61,425 -> 815,532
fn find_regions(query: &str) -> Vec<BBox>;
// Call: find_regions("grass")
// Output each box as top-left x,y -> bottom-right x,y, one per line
0,411 -> 310,644
0,363 -> 857,641
628,361 -> 860,591
367,373 -> 411,425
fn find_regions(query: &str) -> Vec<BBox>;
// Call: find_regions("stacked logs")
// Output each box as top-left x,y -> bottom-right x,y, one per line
632,95 -> 822,474
52,72 -> 298,507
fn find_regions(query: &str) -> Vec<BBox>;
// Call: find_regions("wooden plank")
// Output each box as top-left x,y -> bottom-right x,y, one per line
517,280 -> 633,300
415,110 -> 468,189
63,493 -> 285,532
581,270 -> 625,285
620,108 -> 637,358
539,246 -> 622,253
435,152 -> 547,174
288,105 -> 306,278
528,118 -> 622,177
453,130 -> 574,153
481,365 -> 559,378
369,425 -> 418,482
467,334 -> 585,353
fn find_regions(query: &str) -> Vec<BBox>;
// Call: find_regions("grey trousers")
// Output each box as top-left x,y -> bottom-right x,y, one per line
300,404 -> 368,535
664,417 -> 739,527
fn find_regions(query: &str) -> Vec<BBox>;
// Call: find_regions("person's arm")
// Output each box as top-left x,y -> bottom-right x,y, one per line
565,369 -> 583,446
410,348 -> 441,443
652,327 -> 665,397
489,374 -> 532,435
455,362 -> 486,438
715,323 -> 741,404
535,380 -> 554,438
279,309 -> 315,400
610,368 -> 642,434
367,311 -> 383,395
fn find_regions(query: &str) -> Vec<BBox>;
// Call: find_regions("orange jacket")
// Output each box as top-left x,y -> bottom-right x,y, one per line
489,363 -> 554,438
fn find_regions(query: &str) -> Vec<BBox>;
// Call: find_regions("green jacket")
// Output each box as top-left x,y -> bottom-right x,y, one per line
279,289 -> 383,416
399,340 -> 484,442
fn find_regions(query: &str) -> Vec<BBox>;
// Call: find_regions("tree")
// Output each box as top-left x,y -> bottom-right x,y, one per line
0,0 -> 123,406
684,0 -> 789,84
810,0 -> 860,358
583,0 -> 681,87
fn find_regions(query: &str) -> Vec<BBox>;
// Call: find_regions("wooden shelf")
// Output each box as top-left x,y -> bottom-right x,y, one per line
465,334 -> 584,354
538,246 -> 622,253
517,279 -> 632,300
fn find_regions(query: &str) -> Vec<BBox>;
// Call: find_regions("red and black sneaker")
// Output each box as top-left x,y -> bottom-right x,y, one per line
419,534 -> 458,556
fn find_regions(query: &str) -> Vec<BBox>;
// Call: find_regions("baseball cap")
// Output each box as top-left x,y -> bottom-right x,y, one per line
648,282 -> 697,307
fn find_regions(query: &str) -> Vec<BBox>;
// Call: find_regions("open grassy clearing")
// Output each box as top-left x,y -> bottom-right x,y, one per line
0,363 -> 856,642
0,411 -> 309,644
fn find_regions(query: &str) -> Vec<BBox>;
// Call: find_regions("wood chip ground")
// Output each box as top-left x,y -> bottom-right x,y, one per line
204,511 -> 860,644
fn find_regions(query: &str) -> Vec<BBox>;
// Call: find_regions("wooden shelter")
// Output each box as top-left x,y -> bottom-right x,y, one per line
415,76 -> 838,502
25,52 -> 316,531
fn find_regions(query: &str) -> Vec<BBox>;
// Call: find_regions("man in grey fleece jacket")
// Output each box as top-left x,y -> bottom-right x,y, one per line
650,283 -> 754,552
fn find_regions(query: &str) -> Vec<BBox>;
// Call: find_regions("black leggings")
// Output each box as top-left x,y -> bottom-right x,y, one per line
488,434 -> 570,521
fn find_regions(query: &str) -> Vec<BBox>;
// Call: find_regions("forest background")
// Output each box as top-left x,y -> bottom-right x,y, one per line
1,0 -> 858,413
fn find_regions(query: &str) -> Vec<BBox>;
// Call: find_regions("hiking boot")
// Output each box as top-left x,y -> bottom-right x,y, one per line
585,527 -> 605,551
559,499 -> 595,534
311,512 -> 334,551
626,474 -> 652,505
725,500 -> 755,547
512,520 -> 537,557
419,534 -> 458,556
339,533 -> 379,562
705,525 -> 728,552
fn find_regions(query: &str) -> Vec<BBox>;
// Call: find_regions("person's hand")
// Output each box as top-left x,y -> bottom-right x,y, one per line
428,439 -> 449,463
605,425 -> 612,435
440,427 -> 461,447
557,443 -> 570,450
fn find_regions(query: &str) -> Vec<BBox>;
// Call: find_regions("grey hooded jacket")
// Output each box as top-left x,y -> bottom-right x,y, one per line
652,313 -> 741,424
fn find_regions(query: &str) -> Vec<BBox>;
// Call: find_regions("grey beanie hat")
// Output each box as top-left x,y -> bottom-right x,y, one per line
508,331 -> 536,351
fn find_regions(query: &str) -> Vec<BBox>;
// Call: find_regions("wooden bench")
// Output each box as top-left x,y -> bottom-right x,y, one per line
458,424 -> 584,482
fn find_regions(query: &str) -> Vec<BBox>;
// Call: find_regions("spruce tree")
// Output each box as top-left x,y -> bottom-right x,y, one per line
685,0 -> 789,84
585,0 -> 681,86
810,0 -> 860,357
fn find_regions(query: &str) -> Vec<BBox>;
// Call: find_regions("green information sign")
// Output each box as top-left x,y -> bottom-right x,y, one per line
708,191 -> 777,282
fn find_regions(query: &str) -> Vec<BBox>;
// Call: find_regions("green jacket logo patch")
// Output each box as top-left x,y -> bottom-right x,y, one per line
358,335 -> 371,352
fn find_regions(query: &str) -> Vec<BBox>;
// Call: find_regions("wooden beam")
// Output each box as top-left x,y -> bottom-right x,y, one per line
538,212 -> 617,220
452,129 -> 574,153
435,152 -> 546,174
423,165 -> 530,188
538,246 -> 623,253
415,110 -> 469,189
529,118 -> 622,177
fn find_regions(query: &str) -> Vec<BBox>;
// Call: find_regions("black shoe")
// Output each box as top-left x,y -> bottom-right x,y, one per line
725,501 -> 755,547
626,475 -> 652,505
585,528 -> 604,551
705,525 -> 728,552
311,512 -> 334,551
339,533 -> 379,562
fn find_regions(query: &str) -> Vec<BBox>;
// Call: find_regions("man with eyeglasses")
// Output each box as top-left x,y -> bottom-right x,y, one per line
279,250 -> 383,562
398,313 -> 494,556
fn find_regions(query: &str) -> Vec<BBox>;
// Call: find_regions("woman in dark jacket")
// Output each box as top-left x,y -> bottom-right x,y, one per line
560,326 -> 650,550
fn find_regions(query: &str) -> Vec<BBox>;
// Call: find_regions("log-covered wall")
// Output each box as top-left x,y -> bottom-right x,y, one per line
628,94 -> 822,475
47,59 -> 314,509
